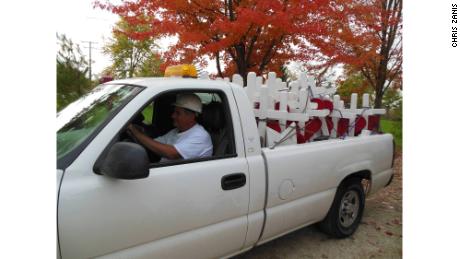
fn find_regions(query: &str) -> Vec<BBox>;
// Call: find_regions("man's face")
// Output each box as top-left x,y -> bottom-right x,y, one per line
171,106 -> 196,131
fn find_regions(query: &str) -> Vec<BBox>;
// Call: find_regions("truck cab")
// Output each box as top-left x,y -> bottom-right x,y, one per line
57,78 -> 264,259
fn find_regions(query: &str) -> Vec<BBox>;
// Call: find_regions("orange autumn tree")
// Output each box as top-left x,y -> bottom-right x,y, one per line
96,0 -> 352,82
310,0 -> 402,108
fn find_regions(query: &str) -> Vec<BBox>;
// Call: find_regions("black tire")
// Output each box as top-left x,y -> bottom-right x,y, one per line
319,177 -> 365,238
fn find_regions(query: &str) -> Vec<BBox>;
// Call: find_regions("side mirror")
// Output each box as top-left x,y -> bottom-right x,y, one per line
101,142 -> 150,179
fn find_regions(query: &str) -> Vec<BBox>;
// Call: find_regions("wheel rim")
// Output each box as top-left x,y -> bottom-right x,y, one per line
339,190 -> 360,228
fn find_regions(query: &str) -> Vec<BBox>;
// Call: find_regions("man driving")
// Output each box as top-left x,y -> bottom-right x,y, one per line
128,93 -> 213,161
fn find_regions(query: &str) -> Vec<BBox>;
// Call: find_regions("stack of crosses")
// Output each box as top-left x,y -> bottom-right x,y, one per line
218,71 -> 386,148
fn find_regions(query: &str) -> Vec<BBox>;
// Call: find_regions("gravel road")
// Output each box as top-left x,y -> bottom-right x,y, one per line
234,152 -> 403,259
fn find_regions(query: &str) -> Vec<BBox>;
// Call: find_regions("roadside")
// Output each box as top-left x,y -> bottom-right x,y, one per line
234,151 -> 402,259
380,119 -> 402,148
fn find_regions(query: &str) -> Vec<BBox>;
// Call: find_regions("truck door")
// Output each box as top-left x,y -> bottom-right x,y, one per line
58,88 -> 250,259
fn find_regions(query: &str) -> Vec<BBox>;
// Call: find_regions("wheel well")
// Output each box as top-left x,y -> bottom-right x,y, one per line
340,170 -> 372,196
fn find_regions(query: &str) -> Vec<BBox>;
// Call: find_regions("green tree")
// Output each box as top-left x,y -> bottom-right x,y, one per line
103,19 -> 162,79
337,69 -> 402,120
310,0 -> 402,108
136,53 -> 163,77
57,33 -> 92,112
336,70 -> 373,107
382,87 -> 402,120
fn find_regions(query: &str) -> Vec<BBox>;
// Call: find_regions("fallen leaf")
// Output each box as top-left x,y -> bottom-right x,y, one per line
385,231 -> 393,236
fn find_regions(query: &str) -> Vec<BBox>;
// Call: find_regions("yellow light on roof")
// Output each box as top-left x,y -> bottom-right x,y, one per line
164,64 -> 197,78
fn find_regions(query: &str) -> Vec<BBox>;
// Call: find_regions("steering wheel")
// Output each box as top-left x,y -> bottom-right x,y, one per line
125,124 -> 161,163
124,113 -> 146,144
125,127 -> 140,144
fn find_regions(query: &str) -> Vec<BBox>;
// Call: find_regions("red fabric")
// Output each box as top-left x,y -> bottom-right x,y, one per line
354,116 -> 366,135
303,118 -> 322,141
322,100 -> 334,112
296,127 -> 307,144
274,102 -> 291,112
367,115 -> 380,131
337,118 -> 349,137
310,98 -> 333,112
311,98 -> 323,109
266,102 -> 292,133
267,120 -> 282,133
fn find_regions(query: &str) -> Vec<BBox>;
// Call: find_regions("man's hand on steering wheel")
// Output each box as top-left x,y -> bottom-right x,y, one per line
126,124 -> 142,144
126,124 -> 161,162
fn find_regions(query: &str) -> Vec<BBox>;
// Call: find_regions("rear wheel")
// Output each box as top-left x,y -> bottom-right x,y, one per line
319,177 -> 365,238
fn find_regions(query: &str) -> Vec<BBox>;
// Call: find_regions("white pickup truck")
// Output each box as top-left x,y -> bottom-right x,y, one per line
57,75 -> 395,259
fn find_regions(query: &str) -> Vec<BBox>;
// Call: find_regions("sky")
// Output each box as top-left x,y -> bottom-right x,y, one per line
56,0 -> 219,77
56,0 -> 119,76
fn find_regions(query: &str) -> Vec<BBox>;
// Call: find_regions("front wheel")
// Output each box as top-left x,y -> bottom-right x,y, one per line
319,177 -> 365,238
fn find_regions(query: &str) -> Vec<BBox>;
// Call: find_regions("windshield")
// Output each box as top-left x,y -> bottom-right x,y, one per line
57,84 -> 143,161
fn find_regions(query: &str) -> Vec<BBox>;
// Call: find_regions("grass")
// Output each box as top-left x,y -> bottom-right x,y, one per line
380,119 -> 402,150
141,105 -> 154,125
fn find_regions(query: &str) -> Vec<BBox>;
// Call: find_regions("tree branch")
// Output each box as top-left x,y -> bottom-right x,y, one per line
246,26 -> 261,65
258,35 -> 285,73
190,0 -> 225,16
361,67 -> 376,90
228,0 -> 235,21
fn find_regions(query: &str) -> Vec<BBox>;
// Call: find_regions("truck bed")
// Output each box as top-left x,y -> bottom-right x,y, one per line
258,133 -> 393,244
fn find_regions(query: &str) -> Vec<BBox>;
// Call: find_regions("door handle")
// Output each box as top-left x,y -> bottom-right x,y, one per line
221,173 -> 246,190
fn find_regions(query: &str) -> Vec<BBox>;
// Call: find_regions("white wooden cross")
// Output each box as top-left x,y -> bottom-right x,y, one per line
226,71 -> 386,146
329,93 -> 386,137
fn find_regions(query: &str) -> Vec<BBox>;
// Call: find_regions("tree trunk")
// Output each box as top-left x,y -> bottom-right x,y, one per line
374,58 -> 388,108
370,0 -> 401,108
215,51 -> 224,78
374,82 -> 384,108
234,44 -> 248,85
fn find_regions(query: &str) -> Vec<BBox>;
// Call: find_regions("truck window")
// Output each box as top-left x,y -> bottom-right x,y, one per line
126,90 -> 236,166
141,102 -> 154,125
57,84 -> 143,168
